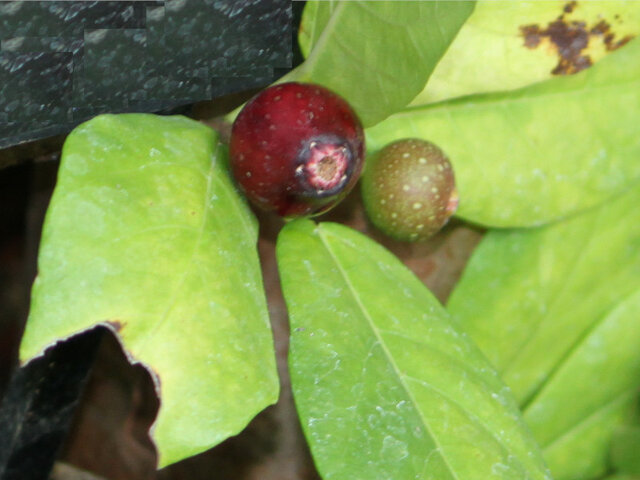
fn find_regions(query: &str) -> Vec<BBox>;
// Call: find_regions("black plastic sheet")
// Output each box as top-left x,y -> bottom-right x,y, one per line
0,0 -> 293,148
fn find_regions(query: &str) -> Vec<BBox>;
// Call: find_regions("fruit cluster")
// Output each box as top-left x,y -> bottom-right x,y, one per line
229,82 -> 457,241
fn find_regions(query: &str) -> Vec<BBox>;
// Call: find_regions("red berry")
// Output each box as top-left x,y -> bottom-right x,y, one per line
229,82 -> 365,218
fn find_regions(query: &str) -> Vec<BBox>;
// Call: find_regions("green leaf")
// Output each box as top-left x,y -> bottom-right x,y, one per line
289,0 -> 475,127
411,0 -> 640,105
277,220 -> 551,480
447,186 -> 640,479
20,114 -> 279,468
611,425 -> 640,475
366,37 -> 640,227
526,291 -> 640,480
298,1 -> 325,59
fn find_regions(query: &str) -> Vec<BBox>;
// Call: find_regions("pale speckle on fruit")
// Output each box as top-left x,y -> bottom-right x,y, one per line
402,185 -> 410,192
412,202 -> 422,210
418,157 -> 427,164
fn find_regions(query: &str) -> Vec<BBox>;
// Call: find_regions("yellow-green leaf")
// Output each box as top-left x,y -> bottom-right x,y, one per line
412,0 -> 640,105
20,114 -> 279,468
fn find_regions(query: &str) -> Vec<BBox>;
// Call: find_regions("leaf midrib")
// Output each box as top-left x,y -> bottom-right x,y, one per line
317,226 -> 461,480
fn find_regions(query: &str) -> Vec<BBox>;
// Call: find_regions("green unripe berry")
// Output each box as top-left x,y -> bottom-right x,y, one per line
361,138 -> 458,242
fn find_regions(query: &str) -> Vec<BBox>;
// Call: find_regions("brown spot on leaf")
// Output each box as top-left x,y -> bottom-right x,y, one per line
547,19 -> 591,74
521,24 -> 542,48
106,320 -> 126,332
520,18 -> 592,75
520,2 -> 635,75
611,34 -> 633,50
590,19 -> 609,35
591,20 -> 634,51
